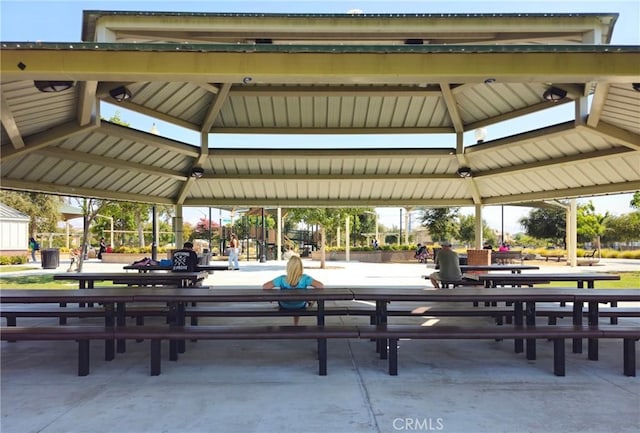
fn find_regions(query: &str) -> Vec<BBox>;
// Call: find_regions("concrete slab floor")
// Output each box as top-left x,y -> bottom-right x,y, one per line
1,259 -> 639,433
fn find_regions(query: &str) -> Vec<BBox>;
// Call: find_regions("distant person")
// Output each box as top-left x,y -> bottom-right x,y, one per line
498,243 -> 510,252
28,237 -> 39,263
429,241 -> 462,289
98,237 -> 107,259
172,241 -> 199,272
228,233 -> 240,270
372,238 -> 379,250
483,242 -> 493,250
262,255 -> 324,325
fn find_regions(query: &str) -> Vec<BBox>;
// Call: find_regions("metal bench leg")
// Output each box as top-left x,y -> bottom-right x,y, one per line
150,339 -> 162,376
388,338 -> 398,376
623,339 -> 636,377
553,338 -> 565,376
318,338 -> 327,376
169,340 -> 179,361
78,340 -> 90,376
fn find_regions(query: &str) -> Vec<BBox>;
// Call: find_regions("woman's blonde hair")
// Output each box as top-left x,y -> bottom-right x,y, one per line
285,255 -> 304,287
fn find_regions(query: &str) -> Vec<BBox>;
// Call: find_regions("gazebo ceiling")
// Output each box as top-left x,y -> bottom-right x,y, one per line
1,12 -> 639,208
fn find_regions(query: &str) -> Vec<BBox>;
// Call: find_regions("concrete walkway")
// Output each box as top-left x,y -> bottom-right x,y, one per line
1,259 -> 638,433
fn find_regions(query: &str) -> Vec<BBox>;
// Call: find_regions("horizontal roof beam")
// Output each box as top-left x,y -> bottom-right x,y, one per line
3,49 -> 638,84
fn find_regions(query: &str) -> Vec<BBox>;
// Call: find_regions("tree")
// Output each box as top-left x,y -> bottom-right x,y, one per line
418,207 -> 459,243
631,192 -> 640,210
72,197 -> 109,271
519,207 -> 566,247
576,201 -> 608,245
0,191 -> 62,237
458,214 -> 496,246
602,212 -> 640,245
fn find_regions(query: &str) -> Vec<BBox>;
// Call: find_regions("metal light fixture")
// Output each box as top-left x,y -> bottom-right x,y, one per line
109,86 -> 132,102
633,83 -> 640,92
190,167 -> 204,178
542,87 -> 567,103
456,167 -> 472,178
34,80 -> 74,92
474,127 -> 487,144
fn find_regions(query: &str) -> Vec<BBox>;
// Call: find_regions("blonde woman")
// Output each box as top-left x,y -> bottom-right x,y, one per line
262,255 -> 324,325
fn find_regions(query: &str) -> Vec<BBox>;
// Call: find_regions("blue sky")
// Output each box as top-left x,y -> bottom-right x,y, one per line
1,0 -> 638,234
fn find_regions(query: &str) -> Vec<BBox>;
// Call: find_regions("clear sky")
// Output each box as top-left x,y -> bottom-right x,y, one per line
1,0 -> 638,234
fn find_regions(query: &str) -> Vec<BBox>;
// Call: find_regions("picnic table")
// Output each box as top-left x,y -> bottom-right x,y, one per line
123,264 -> 230,273
53,271 -> 209,289
477,272 -> 620,289
349,286 -> 638,365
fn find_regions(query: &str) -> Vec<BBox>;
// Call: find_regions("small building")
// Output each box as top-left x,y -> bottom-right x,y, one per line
0,202 -> 30,256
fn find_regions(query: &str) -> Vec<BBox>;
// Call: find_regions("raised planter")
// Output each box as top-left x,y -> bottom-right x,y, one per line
101,253 -> 148,264
311,250 -> 415,263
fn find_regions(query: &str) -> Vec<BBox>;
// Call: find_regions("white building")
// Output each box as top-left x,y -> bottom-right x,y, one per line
0,202 -> 29,256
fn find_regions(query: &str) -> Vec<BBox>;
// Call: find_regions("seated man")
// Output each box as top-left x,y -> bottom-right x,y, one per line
429,241 -> 462,289
172,241 -> 199,272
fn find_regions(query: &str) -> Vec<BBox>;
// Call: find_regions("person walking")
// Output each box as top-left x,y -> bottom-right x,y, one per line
28,237 -> 39,263
429,241 -> 462,289
228,233 -> 240,270
262,255 -> 324,325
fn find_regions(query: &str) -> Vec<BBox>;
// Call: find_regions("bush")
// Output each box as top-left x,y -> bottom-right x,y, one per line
0,255 -> 28,265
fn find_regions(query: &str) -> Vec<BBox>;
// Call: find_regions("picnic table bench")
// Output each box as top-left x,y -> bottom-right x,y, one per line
491,250 -> 524,264
358,324 -> 639,376
540,254 -> 567,262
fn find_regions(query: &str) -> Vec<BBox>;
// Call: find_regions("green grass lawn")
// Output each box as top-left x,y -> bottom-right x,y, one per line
0,274 -> 116,289
544,272 -> 640,289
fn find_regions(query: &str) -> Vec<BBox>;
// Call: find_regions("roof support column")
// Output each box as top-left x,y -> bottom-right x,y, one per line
174,205 -> 183,249
345,215 -> 350,262
474,204 -> 483,249
276,207 -> 282,261
567,200 -> 578,267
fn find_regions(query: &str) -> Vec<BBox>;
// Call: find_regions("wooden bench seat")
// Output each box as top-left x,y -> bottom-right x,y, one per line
114,325 -> 360,376
0,326 -> 114,376
491,251 -> 524,264
540,254 -> 566,262
357,324 -> 639,377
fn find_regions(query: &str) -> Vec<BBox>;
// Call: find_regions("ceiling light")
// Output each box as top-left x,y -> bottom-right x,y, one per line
474,128 -> 487,144
542,87 -> 567,103
190,167 -> 204,178
456,167 -> 472,178
632,83 -> 640,92
34,80 -> 74,92
109,86 -> 132,102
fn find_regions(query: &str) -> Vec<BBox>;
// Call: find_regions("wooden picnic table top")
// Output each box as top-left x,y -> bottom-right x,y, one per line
0,287 -> 353,304
122,264 -> 230,272
477,272 -> 620,288
53,271 -> 208,281
52,271 -> 209,289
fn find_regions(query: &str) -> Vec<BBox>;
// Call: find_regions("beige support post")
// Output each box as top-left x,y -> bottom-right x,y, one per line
277,207 -> 282,261
345,215 -> 350,262
475,204 -> 483,249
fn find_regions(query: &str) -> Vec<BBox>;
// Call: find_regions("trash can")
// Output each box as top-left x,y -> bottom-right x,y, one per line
198,252 -> 211,265
41,248 -> 60,269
